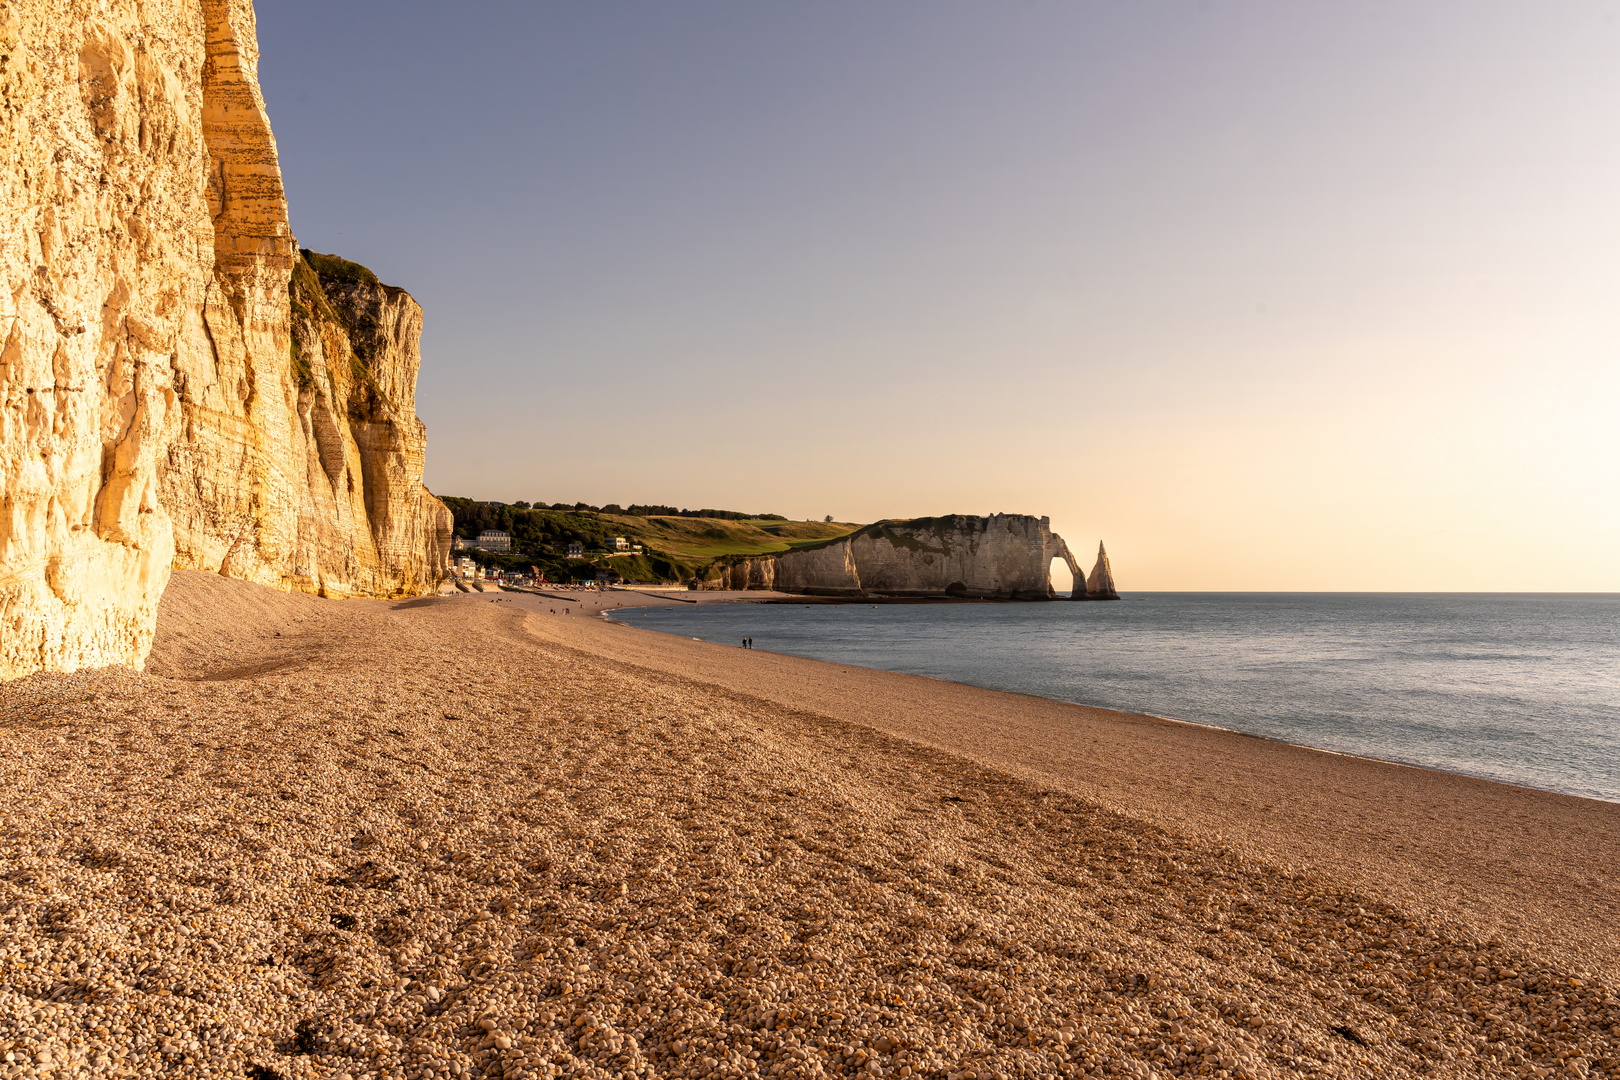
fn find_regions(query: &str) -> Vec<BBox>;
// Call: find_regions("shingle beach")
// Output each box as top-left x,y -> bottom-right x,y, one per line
0,573 -> 1615,1080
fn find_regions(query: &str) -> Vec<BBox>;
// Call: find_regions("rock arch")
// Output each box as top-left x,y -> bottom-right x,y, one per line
1048,538 -> 1083,598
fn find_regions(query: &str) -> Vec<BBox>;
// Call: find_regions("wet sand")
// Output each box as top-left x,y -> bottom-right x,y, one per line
0,572 -> 1614,1080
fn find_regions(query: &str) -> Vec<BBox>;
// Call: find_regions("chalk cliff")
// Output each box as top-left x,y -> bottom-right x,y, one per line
701,515 -> 1082,600
1081,540 -> 1119,600
0,0 -> 449,679
162,247 -> 451,599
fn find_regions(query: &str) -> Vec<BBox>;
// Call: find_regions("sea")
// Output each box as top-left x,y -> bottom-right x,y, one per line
608,593 -> 1620,803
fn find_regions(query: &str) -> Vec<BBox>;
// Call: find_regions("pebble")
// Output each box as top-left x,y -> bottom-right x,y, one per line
0,576 -> 1613,1080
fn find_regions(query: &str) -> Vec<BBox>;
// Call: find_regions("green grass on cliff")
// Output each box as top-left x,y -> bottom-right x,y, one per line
302,249 -> 379,288
609,516 -> 858,560
287,255 -> 335,392
439,498 -> 860,582
286,250 -> 396,408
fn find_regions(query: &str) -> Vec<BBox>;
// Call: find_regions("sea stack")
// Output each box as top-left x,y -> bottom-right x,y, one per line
1084,541 -> 1120,600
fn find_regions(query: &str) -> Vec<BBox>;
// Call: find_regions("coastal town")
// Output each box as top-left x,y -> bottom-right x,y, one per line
451,528 -> 647,589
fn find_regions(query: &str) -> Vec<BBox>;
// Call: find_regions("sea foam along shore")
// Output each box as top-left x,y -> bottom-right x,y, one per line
0,572 -> 1615,1080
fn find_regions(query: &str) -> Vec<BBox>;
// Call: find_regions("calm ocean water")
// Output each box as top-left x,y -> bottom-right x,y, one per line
609,594 -> 1620,802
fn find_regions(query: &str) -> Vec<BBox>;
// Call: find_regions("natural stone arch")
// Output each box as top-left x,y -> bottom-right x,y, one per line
1045,537 -> 1082,598
1048,548 -> 1080,597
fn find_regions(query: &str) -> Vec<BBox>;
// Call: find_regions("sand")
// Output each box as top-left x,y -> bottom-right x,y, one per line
0,572 -> 1615,1080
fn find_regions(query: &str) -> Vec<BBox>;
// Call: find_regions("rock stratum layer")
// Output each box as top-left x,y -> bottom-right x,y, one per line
0,0 -> 449,679
700,515 -> 1117,600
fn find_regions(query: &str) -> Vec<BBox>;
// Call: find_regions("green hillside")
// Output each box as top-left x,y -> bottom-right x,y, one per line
439,498 -> 859,583
612,515 -> 858,560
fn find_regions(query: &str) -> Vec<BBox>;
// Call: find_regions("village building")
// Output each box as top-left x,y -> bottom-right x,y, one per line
476,530 -> 511,552
566,542 -> 585,558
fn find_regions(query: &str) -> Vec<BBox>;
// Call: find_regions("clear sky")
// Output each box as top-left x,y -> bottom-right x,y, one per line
256,1 -> 1620,591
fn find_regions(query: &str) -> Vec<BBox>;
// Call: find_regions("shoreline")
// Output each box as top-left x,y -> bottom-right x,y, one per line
510,584 -> 1620,976
597,598 -> 1620,808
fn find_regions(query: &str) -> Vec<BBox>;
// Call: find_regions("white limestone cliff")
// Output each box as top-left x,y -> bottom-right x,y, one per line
700,515 -> 1080,600
1,0 -> 449,679
1084,540 -> 1119,600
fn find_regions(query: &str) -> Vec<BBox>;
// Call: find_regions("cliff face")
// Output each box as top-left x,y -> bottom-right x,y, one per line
1081,541 -> 1119,600
0,0 -> 448,679
702,515 -> 1073,600
1,0 -> 204,678
162,248 -> 451,598
286,254 -> 452,598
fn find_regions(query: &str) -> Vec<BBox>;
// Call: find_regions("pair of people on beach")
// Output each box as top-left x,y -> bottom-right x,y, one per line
741,637 -> 754,649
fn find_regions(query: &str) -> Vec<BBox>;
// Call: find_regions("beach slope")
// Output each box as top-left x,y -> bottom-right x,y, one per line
0,573 -> 1613,1080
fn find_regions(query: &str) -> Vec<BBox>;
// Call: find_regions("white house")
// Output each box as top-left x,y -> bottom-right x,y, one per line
476,530 -> 511,552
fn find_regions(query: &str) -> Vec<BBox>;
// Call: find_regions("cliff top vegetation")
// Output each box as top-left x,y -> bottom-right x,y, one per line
287,250 -> 396,413
439,498 -> 859,583
301,248 -> 380,288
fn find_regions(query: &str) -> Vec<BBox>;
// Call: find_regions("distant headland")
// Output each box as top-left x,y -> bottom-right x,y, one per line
441,500 -> 1119,601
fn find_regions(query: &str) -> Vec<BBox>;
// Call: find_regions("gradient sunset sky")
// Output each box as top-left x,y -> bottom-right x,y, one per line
257,1 -> 1620,592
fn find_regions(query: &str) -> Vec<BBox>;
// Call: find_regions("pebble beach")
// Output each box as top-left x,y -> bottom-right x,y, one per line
0,572 -> 1616,1080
